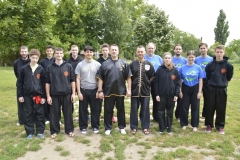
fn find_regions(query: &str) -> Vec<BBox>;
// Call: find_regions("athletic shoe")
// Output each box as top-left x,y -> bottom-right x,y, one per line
182,126 -> 187,130
120,129 -> 126,134
217,128 -> 225,135
16,122 -> 21,126
159,131 -> 163,134
105,130 -> 111,135
93,128 -> 99,134
27,134 -> 34,139
112,117 -> 116,123
59,121 -> 62,125
37,134 -> 45,139
81,129 -> 87,134
193,127 -> 198,132
167,128 -> 172,134
177,118 -> 180,122
205,125 -> 212,133
45,121 -> 50,124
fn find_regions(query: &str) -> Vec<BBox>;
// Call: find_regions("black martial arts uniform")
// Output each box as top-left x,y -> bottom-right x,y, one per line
14,57 -> 30,124
96,58 -> 132,130
45,61 -> 75,135
17,64 -> 45,136
67,55 -> 83,71
205,57 -> 233,129
130,60 -> 154,130
40,57 -> 55,122
154,65 -> 180,132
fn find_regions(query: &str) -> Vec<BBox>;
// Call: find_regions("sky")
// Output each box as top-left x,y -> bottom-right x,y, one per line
148,0 -> 240,46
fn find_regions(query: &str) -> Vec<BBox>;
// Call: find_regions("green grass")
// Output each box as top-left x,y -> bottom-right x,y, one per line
0,65 -> 240,159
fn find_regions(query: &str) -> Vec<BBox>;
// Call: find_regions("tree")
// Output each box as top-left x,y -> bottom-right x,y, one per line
133,4 -> 174,56
225,39 -> 240,57
214,9 -> 230,45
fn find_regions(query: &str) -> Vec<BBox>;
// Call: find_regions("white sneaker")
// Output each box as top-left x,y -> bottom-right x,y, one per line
45,121 -> 50,124
105,130 -> 111,135
59,121 -> 62,125
193,127 -> 198,132
182,126 -> 187,130
120,129 -> 126,134
81,129 -> 87,134
16,122 -> 21,126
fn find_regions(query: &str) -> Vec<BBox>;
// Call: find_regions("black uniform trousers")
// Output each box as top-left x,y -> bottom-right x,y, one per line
201,78 -> 209,117
157,97 -> 175,132
151,81 -> 158,121
16,88 -> 23,124
104,96 -> 126,130
205,86 -> 227,129
79,88 -> 100,130
44,103 -> 51,121
130,97 -> 150,130
180,83 -> 200,127
175,97 -> 182,119
50,94 -> 74,134
22,96 -> 45,135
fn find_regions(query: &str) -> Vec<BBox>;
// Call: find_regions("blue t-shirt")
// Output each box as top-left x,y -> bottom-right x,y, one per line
179,64 -> 204,87
144,54 -> 163,72
194,55 -> 213,78
172,56 -> 187,71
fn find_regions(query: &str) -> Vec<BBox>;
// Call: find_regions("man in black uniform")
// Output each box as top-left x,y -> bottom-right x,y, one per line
96,44 -> 132,135
14,46 -> 30,126
67,45 -> 83,71
129,45 -> 154,135
45,47 -> 75,139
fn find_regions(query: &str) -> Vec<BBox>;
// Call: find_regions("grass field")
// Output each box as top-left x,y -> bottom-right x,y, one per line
0,64 -> 240,160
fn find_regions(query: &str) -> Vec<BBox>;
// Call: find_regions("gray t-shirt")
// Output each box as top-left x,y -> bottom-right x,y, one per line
75,59 -> 101,89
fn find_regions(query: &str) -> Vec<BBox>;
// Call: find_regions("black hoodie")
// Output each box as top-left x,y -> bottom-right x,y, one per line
66,55 -> 83,71
96,54 -> 111,64
13,57 -> 30,79
17,64 -> 45,98
45,61 -> 75,96
154,65 -> 180,98
39,57 -> 55,72
205,56 -> 233,87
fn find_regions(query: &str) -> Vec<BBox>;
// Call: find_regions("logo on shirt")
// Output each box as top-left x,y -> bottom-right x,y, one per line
171,75 -> 176,80
64,71 -> 69,77
221,68 -> 226,74
36,74 -> 40,79
145,64 -> 150,71
185,71 -> 197,82
120,65 -> 124,71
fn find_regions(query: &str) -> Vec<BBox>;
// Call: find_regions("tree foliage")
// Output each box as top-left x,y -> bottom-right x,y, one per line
214,9 -> 230,45
225,39 -> 240,57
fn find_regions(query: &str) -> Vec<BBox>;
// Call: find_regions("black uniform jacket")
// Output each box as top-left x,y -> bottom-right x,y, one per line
13,57 -> 30,79
154,65 -> 180,98
130,60 -> 155,97
205,56 -> 233,88
96,58 -> 132,97
17,64 -> 46,98
67,55 -> 83,71
96,54 -> 111,64
45,61 -> 75,96
39,57 -> 55,71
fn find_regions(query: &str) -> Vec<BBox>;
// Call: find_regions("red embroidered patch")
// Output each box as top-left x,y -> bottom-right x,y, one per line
36,74 -> 40,79
64,71 -> 69,77
221,68 -> 226,74
171,75 -> 176,80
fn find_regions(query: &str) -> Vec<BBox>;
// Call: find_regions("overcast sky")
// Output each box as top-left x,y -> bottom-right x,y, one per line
148,0 -> 240,46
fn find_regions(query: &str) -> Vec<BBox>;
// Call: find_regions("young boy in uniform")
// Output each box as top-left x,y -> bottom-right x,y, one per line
205,45 -> 233,134
17,49 -> 46,139
45,47 -> 75,138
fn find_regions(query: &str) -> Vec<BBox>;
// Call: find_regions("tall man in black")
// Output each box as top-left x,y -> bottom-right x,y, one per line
96,44 -> 132,135
14,46 -> 30,126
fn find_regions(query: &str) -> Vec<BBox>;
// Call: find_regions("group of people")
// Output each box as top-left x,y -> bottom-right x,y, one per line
13,42 -> 233,139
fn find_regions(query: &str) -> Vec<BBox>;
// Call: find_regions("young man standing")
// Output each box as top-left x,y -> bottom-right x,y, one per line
45,47 -> 75,138
67,45 -> 83,71
129,45 -> 154,135
17,49 -> 46,139
39,45 -> 55,124
194,43 -> 213,118
14,46 -> 30,126
144,42 -> 163,122
75,46 -> 101,134
96,44 -> 132,135
205,45 -> 233,134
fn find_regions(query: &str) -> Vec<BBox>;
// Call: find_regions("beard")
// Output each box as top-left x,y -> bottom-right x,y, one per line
175,53 -> 181,57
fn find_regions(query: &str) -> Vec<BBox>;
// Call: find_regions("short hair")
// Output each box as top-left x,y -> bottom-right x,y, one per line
199,43 -> 208,48
110,44 -> 119,50
29,49 -> 41,57
215,45 -> 225,51
71,45 -> 78,49
101,43 -> 109,49
136,45 -> 145,50
55,47 -> 63,52
146,42 -> 156,49
46,45 -> 54,50
187,50 -> 196,56
20,46 -> 28,50
174,44 -> 182,49
84,45 -> 94,52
